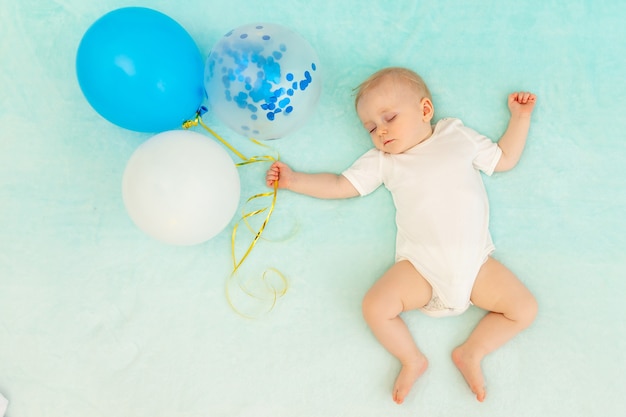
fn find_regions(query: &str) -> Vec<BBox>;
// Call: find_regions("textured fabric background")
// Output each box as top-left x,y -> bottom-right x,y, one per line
1,1 -> 625,416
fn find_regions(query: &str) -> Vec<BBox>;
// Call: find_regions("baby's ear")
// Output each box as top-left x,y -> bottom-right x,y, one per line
421,98 -> 434,121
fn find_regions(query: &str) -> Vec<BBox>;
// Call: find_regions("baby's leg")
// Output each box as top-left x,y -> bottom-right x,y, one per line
452,257 -> 538,402
362,260 -> 433,404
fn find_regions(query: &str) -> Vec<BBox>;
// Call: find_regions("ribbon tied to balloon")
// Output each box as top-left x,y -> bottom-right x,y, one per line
199,22 -> 322,316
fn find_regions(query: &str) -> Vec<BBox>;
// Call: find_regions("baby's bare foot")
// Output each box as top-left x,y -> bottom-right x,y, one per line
392,356 -> 428,405
452,346 -> 486,402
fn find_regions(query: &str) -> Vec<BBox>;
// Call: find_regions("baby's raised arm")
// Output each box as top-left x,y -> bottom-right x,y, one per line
494,92 -> 537,172
266,161 -> 359,199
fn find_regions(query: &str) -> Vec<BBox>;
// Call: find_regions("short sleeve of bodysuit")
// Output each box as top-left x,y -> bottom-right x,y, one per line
454,121 -> 502,175
341,148 -> 383,196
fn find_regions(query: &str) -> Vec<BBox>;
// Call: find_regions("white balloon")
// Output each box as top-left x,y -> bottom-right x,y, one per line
122,130 -> 240,245
204,23 -> 322,140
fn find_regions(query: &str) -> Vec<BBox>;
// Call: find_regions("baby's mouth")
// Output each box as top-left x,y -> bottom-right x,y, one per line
383,139 -> 395,146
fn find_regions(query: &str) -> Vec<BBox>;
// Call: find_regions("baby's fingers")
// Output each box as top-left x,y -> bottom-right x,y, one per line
265,171 -> 276,182
265,168 -> 278,186
511,91 -> 536,104
519,92 -> 536,104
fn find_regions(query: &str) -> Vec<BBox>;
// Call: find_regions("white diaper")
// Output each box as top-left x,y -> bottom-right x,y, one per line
420,292 -> 471,318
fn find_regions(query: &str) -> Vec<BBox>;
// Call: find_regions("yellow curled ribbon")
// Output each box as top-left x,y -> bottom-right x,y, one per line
183,109 -> 288,318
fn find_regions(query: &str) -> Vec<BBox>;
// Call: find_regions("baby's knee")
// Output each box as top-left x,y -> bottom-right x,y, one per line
362,290 -> 398,322
518,292 -> 538,328
361,291 -> 379,321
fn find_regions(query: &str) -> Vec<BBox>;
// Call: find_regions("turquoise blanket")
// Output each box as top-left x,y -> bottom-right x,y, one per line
1,0 -> 624,416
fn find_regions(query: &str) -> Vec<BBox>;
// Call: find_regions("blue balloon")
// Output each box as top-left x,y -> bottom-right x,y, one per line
76,7 -> 204,132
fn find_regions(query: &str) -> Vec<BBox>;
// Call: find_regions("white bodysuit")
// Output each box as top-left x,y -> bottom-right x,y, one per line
342,118 -> 502,317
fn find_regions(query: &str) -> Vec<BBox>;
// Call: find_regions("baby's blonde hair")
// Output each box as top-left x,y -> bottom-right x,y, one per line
354,67 -> 432,109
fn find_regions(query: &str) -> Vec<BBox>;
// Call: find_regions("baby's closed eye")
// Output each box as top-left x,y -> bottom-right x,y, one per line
364,123 -> 376,133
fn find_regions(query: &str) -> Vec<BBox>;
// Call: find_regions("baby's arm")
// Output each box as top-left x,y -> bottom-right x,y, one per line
266,161 -> 360,199
494,92 -> 537,172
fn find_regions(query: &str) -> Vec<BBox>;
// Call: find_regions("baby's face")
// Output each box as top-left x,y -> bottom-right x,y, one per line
356,76 -> 433,154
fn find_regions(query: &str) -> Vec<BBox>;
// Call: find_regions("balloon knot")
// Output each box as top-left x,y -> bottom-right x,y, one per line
182,118 -> 198,129
183,107 -> 209,130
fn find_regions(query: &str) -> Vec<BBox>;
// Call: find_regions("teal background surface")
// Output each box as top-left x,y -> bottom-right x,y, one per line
1,0 -> 625,416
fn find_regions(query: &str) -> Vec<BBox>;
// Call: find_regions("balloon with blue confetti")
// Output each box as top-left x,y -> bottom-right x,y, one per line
204,23 -> 322,140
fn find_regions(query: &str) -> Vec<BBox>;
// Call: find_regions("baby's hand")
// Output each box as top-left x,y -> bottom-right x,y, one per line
508,92 -> 537,116
266,161 -> 293,189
